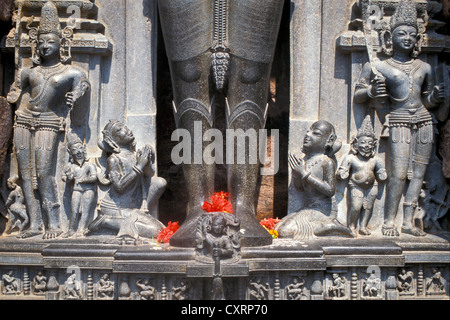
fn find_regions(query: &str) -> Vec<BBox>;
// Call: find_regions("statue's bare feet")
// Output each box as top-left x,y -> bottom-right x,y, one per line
61,231 -> 74,239
401,226 -> 426,237
382,225 -> 399,237
17,230 -> 42,239
43,230 -> 63,240
359,228 -> 371,236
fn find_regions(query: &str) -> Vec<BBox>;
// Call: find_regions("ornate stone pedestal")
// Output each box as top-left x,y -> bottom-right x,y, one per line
0,233 -> 448,300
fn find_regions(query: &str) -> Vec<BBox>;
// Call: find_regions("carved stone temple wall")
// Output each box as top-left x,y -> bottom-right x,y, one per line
0,0 -> 448,301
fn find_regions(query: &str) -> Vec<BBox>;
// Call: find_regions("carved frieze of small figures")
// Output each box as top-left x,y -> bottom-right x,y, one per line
172,279 -> 192,300
136,278 -> 156,300
326,273 -> 348,300
32,271 -> 47,295
1,270 -> 21,295
362,269 -> 382,299
285,276 -> 309,300
95,274 -> 114,299
248,278 -> 270,300
63,270 -> 83,300
425,268 -> 446,296
397,269 -> 415,296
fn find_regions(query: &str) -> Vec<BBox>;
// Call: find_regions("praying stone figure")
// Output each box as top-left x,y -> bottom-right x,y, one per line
3,179 -> 29,236
337,115 -> 387,236
354,0 -> 446,237
6,1 -> 90,239
61,133 -> 97,238
158,0 -> 285,247
275,121 -> 353,240
88,120 -> 166,243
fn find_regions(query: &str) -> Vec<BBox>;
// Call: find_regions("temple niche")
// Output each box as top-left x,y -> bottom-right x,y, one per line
0,0 -> 448,303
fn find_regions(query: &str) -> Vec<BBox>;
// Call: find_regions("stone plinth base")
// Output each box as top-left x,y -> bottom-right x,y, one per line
0,233 -> 448,300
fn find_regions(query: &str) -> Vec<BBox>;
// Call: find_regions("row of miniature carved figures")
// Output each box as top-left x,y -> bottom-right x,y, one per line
0,267 -> 447,300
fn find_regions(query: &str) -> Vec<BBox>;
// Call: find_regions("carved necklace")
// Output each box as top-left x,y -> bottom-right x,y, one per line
386,57 -> 421,103
211,0 -> 230,91
29,63 -> 69,105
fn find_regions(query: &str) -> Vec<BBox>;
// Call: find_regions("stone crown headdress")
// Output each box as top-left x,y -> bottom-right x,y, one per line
66,132 -> 83,149
356,115 -> 376,139
390,0 -> 419,31
38,1 -> 61,37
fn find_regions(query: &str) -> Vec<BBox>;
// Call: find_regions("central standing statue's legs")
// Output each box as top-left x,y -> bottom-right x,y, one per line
159,0 -> 284,247
226,57 -> 273,246
168,53 -> 216,247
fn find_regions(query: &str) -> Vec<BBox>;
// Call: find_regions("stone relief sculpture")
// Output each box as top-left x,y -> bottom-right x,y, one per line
362,270 -> 382,298
425,268 -> 446,295
136,278 -> 156,300
275,121 -> 352,239
172,279 -> 191,300
337,115 -> 387,236
3,179 -> 29,236
96,274 -> 114,299
397,269 -> 414,295
248,278 -> 270,300
285,276 -> 308,300
61,133 -> 97,238
158,0 -> 285,247
1,270 -> 20,295
63,270 -> 83,300
354,0 -> 447,237
32,271 -> 47,295
6,1 -> 90,240
195,212 -> 241,263
327,273 -> 347,299
88,120 -> 166,244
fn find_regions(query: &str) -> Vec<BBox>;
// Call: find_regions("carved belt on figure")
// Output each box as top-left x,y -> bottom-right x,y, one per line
14,110 -> 66,133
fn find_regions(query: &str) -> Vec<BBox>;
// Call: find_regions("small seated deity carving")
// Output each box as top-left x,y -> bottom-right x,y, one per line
2,270 -> 20,294
275,120 -> 352,239
32,271 -> 47,294
337,115 -> 387,236
96,273 -> 114,299
328,273 -> 346,299
363,270 -> 381,298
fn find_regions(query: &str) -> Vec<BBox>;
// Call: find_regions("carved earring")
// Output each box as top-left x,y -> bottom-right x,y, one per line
380,29 -> 393,56
411,34 -> 423,58
60,26 -> 74,63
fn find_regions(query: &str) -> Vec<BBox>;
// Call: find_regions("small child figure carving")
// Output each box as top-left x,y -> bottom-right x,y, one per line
337,115 -> 387,236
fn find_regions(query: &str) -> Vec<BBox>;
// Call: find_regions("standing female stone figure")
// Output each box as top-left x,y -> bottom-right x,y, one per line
354,0 -> 446,237
158,0 -> 285,247
6,1 -> 90,239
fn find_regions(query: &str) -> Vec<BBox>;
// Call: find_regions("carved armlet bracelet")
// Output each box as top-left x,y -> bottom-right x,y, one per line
132,166 -> 143,175
302,172 -> 311,182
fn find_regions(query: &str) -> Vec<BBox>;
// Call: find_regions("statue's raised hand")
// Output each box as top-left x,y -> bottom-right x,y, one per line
289,153 -> 307,178
136,144 -> 151,170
